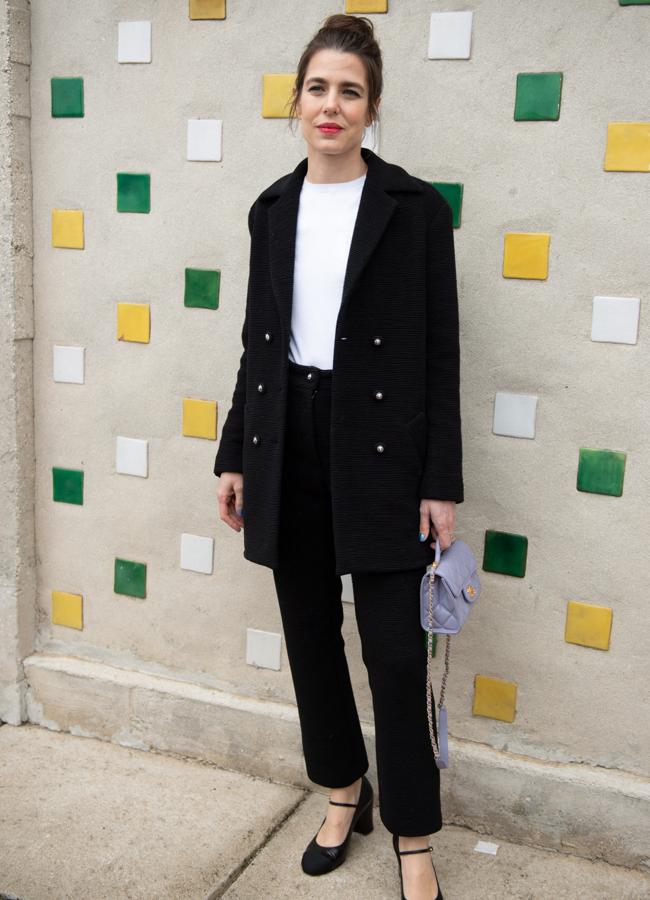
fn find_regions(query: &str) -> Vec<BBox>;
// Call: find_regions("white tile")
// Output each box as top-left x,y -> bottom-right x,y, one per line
474,839 -> 499,855
428,11 -> 473,59
187,118 -> 223,161
118,21 -> 151,63
341,572 -> 354,604
246,628 -> 282,670
53,345 -> 85,384
115,436 -> 148,477
180,533 -> 214,574
591,295 -> 640,344
493,392 -> 538,439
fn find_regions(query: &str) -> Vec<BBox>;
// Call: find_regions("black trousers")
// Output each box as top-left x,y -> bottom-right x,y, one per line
271,358 -> 442,836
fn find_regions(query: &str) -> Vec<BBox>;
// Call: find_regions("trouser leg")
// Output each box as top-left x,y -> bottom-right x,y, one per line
352,567 -> 443,836
271,361 -> 369,787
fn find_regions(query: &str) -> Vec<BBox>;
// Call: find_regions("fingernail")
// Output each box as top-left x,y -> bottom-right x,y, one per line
237,507 -> 244,516
419,532 -> 426,542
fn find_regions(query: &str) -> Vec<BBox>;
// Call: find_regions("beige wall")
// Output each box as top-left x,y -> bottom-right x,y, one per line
2,0 -> 648,866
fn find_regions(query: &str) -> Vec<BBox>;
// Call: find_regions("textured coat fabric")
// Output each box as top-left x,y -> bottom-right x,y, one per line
213,146 -> 464,575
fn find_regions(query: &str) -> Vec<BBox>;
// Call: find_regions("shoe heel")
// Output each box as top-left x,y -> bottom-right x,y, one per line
353,800 -> 374,835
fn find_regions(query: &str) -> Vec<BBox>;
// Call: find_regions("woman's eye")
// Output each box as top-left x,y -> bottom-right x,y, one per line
307,87 -> 359,97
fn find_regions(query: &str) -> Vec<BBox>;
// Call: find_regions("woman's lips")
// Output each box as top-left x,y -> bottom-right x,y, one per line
318,125 -> 342,134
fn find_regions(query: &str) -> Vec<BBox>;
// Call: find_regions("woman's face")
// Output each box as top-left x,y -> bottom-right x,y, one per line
295,48 -> 376,157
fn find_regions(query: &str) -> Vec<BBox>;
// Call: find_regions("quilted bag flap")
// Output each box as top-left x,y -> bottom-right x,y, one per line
433,539 -> 480,599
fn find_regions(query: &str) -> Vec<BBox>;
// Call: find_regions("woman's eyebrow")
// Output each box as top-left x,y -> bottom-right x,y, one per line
305,76 -> 365,91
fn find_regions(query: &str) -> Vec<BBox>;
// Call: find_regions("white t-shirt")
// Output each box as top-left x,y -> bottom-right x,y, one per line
288,172 -> 367,369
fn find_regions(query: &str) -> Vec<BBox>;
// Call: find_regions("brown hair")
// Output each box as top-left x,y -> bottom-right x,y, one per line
287,14 -> 383,135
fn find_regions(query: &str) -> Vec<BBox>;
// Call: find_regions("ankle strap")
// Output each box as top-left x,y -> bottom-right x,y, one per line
328,799 -> 358,807
398,845 -> 433,855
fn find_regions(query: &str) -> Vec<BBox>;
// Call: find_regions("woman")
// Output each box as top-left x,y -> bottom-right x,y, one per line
215,14 -> 463,900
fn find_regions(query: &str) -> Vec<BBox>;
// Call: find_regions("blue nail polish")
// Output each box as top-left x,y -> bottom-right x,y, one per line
237,507 -> 244,516
419,532 -> 426,542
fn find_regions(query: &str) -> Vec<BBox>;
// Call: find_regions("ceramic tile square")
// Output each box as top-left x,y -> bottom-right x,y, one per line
52,467 -> 83,505
189,0 -> 226,18
591,295 -> 640,344
341,572 -> 354,604
116,436 -> 148,477
604,122 -> 650,171
619,1 -> 650,7
51,209 -> 84,249
262,74 -> 296,118
246,628 -> 282,670
51,77 -> 84,117
473,674 -> 517,722
180,533 -> 214,574
565,600 -> 613,651
346,0 -> 388,12
118,21 -> 151,63
428,11 -> 473,60
514,72 -> 563,121
483,530 -> 528,578
51,590 -> 83,629
114,557 -> 147,598
117,302 -> 150,343
117,173 -> 150,213
53,345 -> 85,384
577,448 -> 626,496
183,397 -> 217,439
430,183 -> 463,227
187,119 -> 223,161
184,268 -> 220,309
492,392 -> 538,439
503,232 -> 550,280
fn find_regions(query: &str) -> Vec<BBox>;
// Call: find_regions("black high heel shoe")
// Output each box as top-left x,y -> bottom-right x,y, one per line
301,774 -> 374,876
392,832 -> 443,900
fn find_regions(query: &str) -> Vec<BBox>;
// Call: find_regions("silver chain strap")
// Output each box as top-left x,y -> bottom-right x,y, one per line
426,561 -> 451,761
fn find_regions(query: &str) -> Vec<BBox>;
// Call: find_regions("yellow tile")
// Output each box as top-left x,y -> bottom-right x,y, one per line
604,122 -> 650,172
472,674 -> 517,722
565,600 -> 612,651
262,74 -> 297,118
52,209 -> 84,249
117,302 -> 150,343
51,590 -> 83,629
189,0 -> 225,19
183,397 -> 217,439
503,232 -> 550,280
346,0 -> 388,11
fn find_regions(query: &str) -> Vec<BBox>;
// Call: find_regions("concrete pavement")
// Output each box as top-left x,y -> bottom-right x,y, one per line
1,723 -> 648,899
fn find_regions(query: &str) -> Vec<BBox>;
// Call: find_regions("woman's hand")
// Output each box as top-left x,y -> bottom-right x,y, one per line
419,499 -> 456,551
217,472 -> 244,532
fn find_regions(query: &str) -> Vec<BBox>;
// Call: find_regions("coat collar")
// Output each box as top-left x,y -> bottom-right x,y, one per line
263,147 -> 424,339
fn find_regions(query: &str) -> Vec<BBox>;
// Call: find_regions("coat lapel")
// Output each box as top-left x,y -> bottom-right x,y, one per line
265,147 -> 421,338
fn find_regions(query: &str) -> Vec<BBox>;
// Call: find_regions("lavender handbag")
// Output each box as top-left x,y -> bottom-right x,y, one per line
420,537 -> 481,769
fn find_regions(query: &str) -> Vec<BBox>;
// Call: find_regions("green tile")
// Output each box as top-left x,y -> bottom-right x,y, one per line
577,448 -> 626,496
51,77 -> 84,117
514,72 -> 563,121
114,558 -> 147,598
52,467 -> 84,504
430,182 -> 463,228
184,268 -> 221,309
619,1 -> 650,5
483,529 -> 528,578
117,173 -> 150,213
423,630 -> 439,657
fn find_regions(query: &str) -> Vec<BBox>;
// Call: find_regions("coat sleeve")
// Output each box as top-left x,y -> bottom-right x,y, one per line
213,200 -> 257,477
418,195 -> 465,503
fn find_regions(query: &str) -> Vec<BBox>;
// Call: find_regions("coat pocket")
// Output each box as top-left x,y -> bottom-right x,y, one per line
403,411 -> 427,466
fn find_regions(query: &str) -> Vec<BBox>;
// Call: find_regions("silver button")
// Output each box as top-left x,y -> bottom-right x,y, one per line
257,382 -> 266,393
375,443 -> 385,453
373,336 -> 383,346
306,372 -> 313,380
264,331 -> 273,342
252,433 -> 260,445
374,391 -> 384,401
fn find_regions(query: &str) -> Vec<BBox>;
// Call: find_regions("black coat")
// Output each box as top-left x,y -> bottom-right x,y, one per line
214,146 -> 464,575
